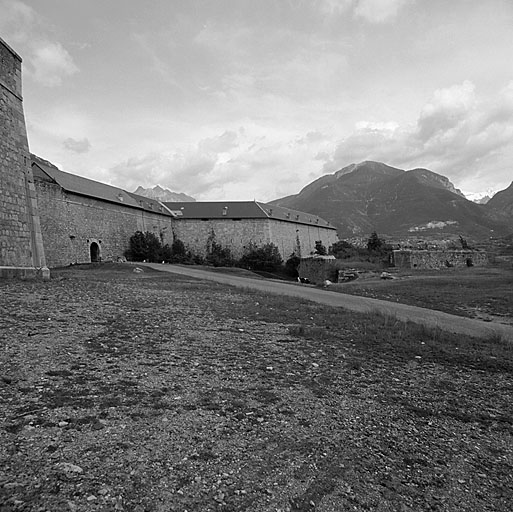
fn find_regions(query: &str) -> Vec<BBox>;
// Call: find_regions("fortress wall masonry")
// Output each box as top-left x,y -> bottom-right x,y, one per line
172,218 -> 270,259
34,178 -> 174,267
393,249 -> 488,269
0,37 -> 46,275
172,218 -> 338,260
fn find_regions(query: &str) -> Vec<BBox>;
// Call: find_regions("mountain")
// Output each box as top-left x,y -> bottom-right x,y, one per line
486,181 -> 513,217
270,161 -> 511,239
464,189 -> 497,204
133,185 -> 195,202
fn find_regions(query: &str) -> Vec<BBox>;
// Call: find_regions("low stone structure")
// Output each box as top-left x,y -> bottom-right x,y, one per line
298,255 -> 338,284
393,249 -> 488,269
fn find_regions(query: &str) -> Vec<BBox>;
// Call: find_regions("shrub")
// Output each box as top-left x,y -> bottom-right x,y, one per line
314,240 -> 327,256
126,231 -> 163,262
161,243 -> 173,262
206,241 -> 234,267
239,243 -> 283,272
285,254 -> 301,277
170,238 -> 187,263
367,231 -> 384,252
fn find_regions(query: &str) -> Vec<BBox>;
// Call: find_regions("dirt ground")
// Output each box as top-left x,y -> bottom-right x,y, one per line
1,264 -> 512,511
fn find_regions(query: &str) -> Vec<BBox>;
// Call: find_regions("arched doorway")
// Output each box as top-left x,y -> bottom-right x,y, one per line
90,242 -> 100,262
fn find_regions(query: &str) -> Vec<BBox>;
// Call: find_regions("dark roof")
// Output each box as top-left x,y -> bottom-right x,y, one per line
30,156 -> 333,227
32,156 -> 173,216
126,192 -> 173,216
164,201 -> 336,229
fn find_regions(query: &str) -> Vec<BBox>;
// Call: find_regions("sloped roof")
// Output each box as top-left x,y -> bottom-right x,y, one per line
31,156 -> 173,216
126,191 -> 174,216
164,201 -> 336,229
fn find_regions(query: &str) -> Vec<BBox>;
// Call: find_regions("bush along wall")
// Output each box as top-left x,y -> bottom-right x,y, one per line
239,243 -> 283,272
126,230 -> 295,274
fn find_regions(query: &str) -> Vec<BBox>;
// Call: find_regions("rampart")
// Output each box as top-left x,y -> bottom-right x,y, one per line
34,177 -> 174,267
0,37 -> 47,278
172,218 -> 337,260
393,249 -> 488,269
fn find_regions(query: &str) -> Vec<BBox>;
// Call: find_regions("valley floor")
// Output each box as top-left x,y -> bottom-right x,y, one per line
1,264 -> 512,511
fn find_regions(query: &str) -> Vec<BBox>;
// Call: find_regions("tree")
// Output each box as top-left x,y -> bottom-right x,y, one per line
314,240 -> 327,255
367,231 -> 383,252
239,243 -> 283,272
285,254 -> 300,277
170,238 -> 187,263
330,240 -> 355,259
126,231 -> 162,262
206,241 -> 234,267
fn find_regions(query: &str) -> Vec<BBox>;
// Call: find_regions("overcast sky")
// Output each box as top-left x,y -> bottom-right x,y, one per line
2,0 -> 512,201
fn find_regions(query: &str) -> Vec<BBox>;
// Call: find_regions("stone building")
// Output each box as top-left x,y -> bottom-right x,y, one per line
32,157 -> 175,268
30,158 -> 337,268
166,201 -> 338,260
0,37 -> 47,278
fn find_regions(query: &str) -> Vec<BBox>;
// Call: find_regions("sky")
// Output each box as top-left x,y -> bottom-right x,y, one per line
1,0 -> 513,201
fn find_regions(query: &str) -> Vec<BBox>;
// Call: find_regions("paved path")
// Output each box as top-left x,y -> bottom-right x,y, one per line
142,263 -> 513,341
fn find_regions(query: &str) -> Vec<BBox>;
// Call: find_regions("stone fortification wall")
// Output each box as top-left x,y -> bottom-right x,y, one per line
0,38 -> 46,274
172,218 -> 270,259
268,220 -> 338,259
393,249 -> 488,269
172,218 -> 338,260
34,178 -> 173,267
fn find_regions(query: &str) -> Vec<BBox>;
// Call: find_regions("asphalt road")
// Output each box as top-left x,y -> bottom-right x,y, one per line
142,263 -> 513,341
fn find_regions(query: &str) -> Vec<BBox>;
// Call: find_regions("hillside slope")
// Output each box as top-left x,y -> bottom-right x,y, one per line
271,161 -> 510,239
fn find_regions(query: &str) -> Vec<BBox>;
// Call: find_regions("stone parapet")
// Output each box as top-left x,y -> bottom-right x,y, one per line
393,249 -> 488,269
298,255 -> 338,284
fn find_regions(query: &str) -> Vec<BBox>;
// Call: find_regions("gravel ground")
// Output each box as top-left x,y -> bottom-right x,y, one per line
1,264 -> 512,512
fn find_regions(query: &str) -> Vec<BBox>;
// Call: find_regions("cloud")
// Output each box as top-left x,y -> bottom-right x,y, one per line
354,0 -> 411,23
322,80 -> 513,190
318,0 -> 354,16
107,128 -> 331,201
63,137 -> 91,154
0,0 -> 78,86
30,42 -> 79,86
199,130 -> 239,154
416,81 -> 476,140
317,0 -> 411,23
109,131 -> 241,196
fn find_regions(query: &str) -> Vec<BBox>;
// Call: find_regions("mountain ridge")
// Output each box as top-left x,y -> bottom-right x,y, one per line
270,161 -> 511,239
133,185 -> 195,202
